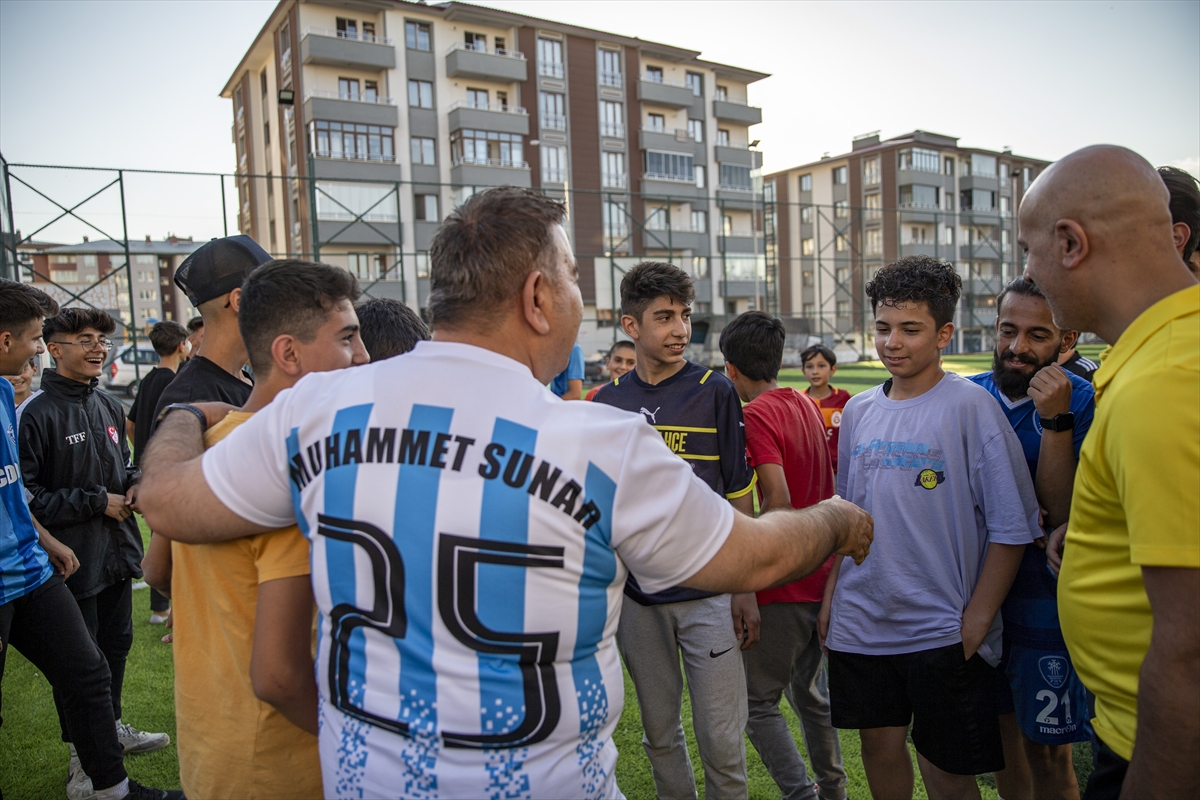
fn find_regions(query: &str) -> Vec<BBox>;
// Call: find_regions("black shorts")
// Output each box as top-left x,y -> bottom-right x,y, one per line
828,643 -> 1005,775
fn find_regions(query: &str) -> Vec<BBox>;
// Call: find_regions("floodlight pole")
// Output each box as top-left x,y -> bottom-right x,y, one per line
118,170 -> 140,383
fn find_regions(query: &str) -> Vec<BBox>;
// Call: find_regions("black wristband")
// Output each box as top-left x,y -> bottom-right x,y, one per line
156,403 -> 208,432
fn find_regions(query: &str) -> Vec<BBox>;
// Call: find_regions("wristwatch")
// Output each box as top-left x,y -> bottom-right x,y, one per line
1039,412 -> 1075,433
155,403 -> 209,432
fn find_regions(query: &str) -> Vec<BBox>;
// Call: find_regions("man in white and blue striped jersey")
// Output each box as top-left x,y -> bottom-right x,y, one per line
138,187 -> 874,800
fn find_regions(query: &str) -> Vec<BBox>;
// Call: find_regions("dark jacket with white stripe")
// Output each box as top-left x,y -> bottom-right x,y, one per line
19,370 -> 142,599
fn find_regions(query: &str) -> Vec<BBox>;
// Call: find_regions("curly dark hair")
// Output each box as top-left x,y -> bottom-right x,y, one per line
620,261 -> 695,322
864,255 -> 961,329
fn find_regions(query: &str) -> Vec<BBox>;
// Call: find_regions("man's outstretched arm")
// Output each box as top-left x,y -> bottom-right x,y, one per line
683,497 -> 872,595
137,406 -> 273,543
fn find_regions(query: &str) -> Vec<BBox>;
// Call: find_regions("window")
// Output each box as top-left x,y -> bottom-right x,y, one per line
599,49 -> 622,87
685,72 -> 703,96
832,166 -> 848,184
467,88 -> 488,109
362,22 -> 376,41
310,121 -> 394,162
836,266 -> 850,284
137,270 -> 155,283
694,165 -> 705,189
450,129 -> 524,167
601,152 -> 625,188
691,210 -> 707,232
647,113 -> 665,132
496,91 -> 508,110
540,92 -> 566,130
900,184 -> 939,208
691,257 -> 709,278
645,150 -> 694,182
803,302 -> 814,316
715,85 -> 728,101
266,169 -> 274,195
600,101 -> 624,138
801,206 -> 813,223
645,66 -> 663,83
945,157 -> 955,176
405,21 -> 430,51
538,38 -> 564,78
943,225 -> 954,245
541,145 -> 568,183
971,153 -> 997,177
408,80 -> 433,108
714,129 -> 729,147
364,80 -> 378,103
835,235 -> 848,252
962,189 -> 996,211
719,164 -> 752,191
50,269 -> 75,283
645,207 -> 667,231
1000,196 -> 1011,216
687,119 -> 704,143
802,270 -> 813,287
415,252 -> 430,278
415,194 -> 439,221
347,253 -> 372,280
278,20 -> 290,59
722,215 -> 733,236
263,122 -> 270,148
837,300 -> 850,317
493,36 -> 506,52
863,158 -> 880,186
315,182 -> 398,221
336,17 -> 357,39
834,200 -> 848,219
464,31 -> 486,52
800,173 -> 812,192
898,147 -> 940,172
133,254 -> 155,265
603,200 -> 628,237
338,77 -> 360,101
137,289 -> 159,301
866,229 -> 882,255
410,136 -> 436,165
865,193 -> 881,220
943,191 -> 955,211
1024,166 -> 1035,184
259,68 -> 268,96
802,238 -> 815,256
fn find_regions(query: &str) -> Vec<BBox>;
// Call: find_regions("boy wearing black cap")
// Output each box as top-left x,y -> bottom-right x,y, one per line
151,235 -> 272,419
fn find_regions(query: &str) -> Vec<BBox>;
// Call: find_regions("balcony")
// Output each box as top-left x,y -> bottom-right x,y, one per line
538,61 -> 565,79
895,203 -> 943,223
642,228 -> 709,253
716,190 -> 760,211
302,90 -> 398,127
600,122 -> 625,139
639,128 -> 705,161
719,231 -> 763,254
542,168 -> 567,185
637,78 -> 695,109
310,155 -> 402,184
712,99 -> 762,125
642,174 -> 703,200
445,42 -> 528,83
960,242 -> 1005,260
599,71 -> 623,88
541,114 -> 567,132
601,173 -> 627,189
714,145 -> 761,168
300,27 -> 395,70
451,157 -> 532,188
959,174 -> 999,192
447,101 -> 529,136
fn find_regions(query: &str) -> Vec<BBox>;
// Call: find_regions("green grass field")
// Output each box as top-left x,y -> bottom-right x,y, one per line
0,346 -> 1106,799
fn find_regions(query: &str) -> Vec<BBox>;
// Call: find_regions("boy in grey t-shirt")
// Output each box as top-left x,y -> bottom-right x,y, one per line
818,256 -> 1040,797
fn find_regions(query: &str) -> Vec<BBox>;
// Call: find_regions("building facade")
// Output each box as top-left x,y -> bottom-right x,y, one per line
222,0 -> 767,354
765,130 -> 1050,357
22,236 -> 202,333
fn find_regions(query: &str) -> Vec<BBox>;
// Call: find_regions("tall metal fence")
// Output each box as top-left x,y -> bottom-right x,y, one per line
2,153 -> 1023,375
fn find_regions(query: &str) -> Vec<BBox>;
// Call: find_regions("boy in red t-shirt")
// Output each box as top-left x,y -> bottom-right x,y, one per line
721,313 -> 848,800
802,345 -> 852,475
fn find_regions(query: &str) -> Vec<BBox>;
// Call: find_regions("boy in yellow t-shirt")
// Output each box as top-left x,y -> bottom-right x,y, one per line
142,260 -> 369,798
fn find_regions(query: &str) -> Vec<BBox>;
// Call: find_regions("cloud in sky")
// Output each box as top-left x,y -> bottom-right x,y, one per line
1,0 -> 1196,243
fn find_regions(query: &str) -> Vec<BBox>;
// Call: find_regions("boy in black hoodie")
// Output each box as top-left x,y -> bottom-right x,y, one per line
19,308 -> 169,799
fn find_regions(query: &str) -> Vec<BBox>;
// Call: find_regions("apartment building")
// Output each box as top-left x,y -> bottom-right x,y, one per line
765,130 -> 1051,356
221,0 -> 767,353
24,236 -> 203,332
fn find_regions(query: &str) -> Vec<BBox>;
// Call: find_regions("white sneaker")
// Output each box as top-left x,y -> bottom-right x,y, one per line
148,612 -> 169,625
116,721 -> 170,755
130,581 -> 149,591
66,754 -> 95,800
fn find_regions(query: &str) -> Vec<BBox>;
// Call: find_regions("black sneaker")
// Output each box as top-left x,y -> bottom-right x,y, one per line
124,781 -> 185,800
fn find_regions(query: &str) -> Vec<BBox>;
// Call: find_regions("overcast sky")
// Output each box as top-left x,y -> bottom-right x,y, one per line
1,0 -> 1196,243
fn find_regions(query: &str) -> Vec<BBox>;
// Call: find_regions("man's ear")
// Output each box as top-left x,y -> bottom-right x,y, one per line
1172,222 -> 1191,258
0,331 -> 11,354
1054,219 -> 1089,270
936,322 -> 955,350
228,288 -> 243,314
724,360 -> 740,382
269,333 -> 301,377
521,270 -> 551,335
1060,330 -> 1079,354
619,314 -> 639,341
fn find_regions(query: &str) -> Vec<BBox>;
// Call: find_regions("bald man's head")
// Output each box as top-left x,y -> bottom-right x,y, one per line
1018,145 -> 1182,334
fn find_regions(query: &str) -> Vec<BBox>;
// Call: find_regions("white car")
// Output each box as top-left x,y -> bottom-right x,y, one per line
104,344 -> 160,397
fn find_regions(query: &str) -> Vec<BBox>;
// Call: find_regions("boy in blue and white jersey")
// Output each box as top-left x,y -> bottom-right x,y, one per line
969,277 -> 1095,800
137,188 -> 875,800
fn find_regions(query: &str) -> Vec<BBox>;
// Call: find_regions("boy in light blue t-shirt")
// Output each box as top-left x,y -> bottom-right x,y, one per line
818,256 -> 1041,796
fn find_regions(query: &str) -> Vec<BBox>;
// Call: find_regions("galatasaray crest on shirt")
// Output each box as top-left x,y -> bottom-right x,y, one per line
108,425 -> 119,445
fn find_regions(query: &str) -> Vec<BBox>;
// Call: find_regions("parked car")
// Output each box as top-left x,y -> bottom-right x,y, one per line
104,344 -> 160,397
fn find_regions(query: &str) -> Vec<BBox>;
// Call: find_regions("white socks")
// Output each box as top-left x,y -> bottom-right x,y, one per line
95,778 -> 129,800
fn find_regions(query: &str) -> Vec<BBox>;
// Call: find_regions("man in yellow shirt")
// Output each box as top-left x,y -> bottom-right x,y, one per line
144,260 -> 369,798
1018,144 -> 1199,799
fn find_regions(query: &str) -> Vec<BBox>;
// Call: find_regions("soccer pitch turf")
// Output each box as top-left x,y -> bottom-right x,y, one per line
0,346 -> 1105,798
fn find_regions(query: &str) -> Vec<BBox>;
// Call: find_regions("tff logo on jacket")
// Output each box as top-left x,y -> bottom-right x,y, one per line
65,432 -> 87,445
